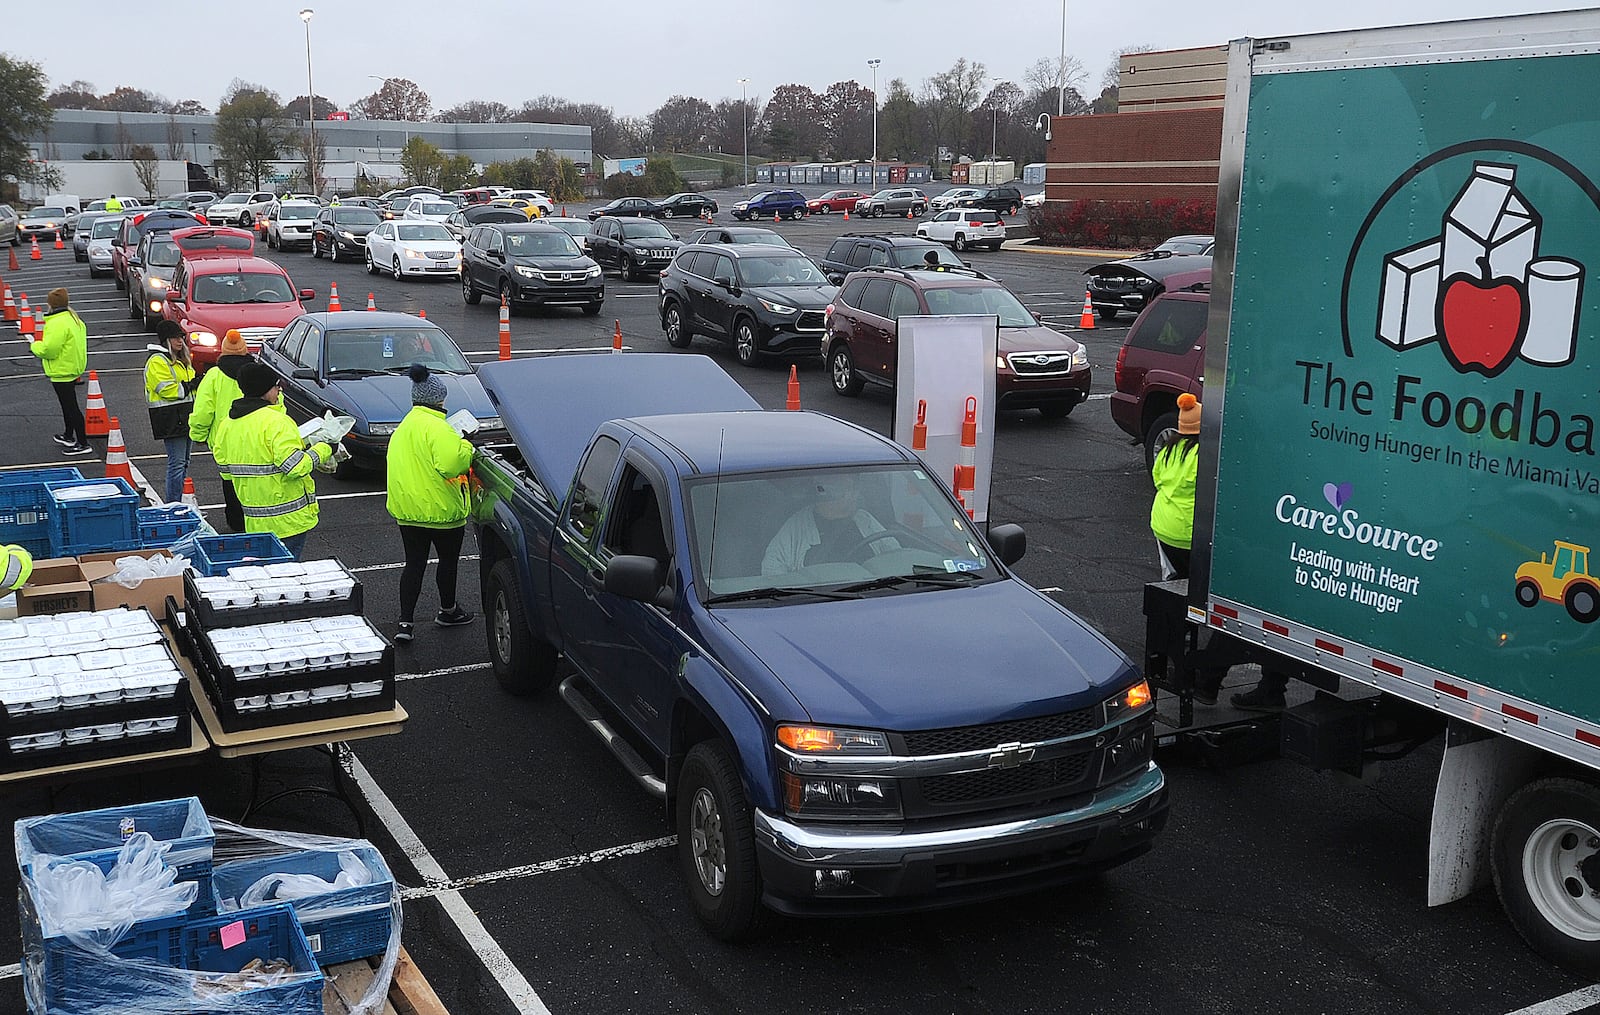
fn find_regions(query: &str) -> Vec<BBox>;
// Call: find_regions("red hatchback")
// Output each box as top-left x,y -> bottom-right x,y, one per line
161,255 -> 314,371
806,190 -> 867,214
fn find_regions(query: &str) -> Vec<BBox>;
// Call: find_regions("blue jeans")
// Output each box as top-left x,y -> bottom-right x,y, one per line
280,531 -> 309,561
162,436 -> 191,504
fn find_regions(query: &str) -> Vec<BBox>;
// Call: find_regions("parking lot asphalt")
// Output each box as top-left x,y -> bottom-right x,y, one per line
0,190 -> 1589,1015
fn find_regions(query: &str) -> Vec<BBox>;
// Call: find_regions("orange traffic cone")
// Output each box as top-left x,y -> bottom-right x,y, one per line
1,283 -> 14,323
53,234 -> 64,250
498,294 -> 512,360
561,206 -> 568,217
612,320 -> 623,353
328,281 -> 341,312
17,293 -> 34,337
417,308 -> 426,319
906,208 -> 914,219
1078,288 -> 1096,330
30,237 -> 42,261
774,211 -> 781,224
84,370 -> 110,436
842,208 -> 849,222
181,477 -> 200,510
955,396 -> 977,518
105,418 -> 133,485
786,365 -> 801,411
7,245 -> 16,271
911,399 -> 927,452
367,292 -> 376,311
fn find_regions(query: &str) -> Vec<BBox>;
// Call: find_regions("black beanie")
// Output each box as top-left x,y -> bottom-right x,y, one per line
238,362 -> 279,399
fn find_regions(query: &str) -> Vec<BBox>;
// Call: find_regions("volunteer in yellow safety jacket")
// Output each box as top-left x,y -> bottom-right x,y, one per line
386,363 -> 476,642
145,321 -> 197,503
214,362 -> 336,560
188,330 -> 279,532
104,194 -> 123,214
1,545 -> 33,593
32,288 -> 92,457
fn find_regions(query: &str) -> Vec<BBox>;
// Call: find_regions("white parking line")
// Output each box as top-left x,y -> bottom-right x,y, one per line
397,663 -> 490,682
1505,985 -> 1600,1015
350,555 -> 479,574
345,752 -> 553,1015
400,835 -> 676,901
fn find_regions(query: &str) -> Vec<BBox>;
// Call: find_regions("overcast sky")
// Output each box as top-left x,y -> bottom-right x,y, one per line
5,1 -> 1588,118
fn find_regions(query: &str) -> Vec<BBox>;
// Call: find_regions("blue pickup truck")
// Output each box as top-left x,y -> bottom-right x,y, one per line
471,353 -> 1167,938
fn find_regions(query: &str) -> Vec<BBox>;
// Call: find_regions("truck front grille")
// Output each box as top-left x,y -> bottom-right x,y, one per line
899,707 -> 1098,755
919,751 -> 1094,805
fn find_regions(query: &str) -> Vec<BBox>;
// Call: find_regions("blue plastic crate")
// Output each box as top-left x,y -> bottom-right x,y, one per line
191,533 -> 292,576
211,845 -> 394,965
44,477 -> 141,557
138,505 -> 202,547
19,879 -> 189,1015
183,904 -> 323,1015
15,797 -> 215,917
0,468 -> 83,554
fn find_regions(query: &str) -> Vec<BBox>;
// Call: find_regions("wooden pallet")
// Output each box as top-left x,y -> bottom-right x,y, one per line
323,947 -> 448,1015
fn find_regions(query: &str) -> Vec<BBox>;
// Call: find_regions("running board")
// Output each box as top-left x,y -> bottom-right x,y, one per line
558,676 -> 667,799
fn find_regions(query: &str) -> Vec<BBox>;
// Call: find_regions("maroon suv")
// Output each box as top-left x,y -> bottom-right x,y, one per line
823,266 -> 1090,419
1110,269 -> 1210,466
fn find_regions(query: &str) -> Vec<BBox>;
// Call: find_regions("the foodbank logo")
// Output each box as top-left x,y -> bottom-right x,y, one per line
1340,142 -> 1600,377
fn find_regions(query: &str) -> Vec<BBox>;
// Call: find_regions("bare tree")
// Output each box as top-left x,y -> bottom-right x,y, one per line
921,59 -> 987,166
284,94 -> 339,122
1103,44 -> 1154,92
168,99 -> 208,116
1024,56 -> 1089,115
649,96 -> 714,151
130,144 -> 160,198
47,80 -> 99,110
165,116 -> 186,159
355,78 -> 431,121
100,86 -> 162,113
113,116 -> 132,160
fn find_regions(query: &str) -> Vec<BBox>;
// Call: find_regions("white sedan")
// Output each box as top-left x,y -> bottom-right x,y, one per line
365,220 -> 462,281
399,196 -> 459,224
915,209 -> 1008,252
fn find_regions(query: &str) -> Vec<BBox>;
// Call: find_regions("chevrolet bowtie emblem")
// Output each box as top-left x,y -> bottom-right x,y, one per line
988,742 -> 1035,769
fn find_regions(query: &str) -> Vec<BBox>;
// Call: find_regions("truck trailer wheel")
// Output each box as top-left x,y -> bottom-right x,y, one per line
676,741 -> 764,941
485,560 -> 558,696
1492,777 -> 1600,974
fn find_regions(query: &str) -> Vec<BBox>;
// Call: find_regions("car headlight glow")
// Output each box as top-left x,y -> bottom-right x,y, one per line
149,278 -> 168,289
1072,348 -> 1088,368
341,230 -> 356,240
367,422 -> 398,436
996,354 -> 1008,370
585,265 -> 602,278
1102,679 -> 1153,725
148,300 -> 163,313
776,725 -> 890,755
404,247 -> 426,258
758,298 -> 797,315
190,331 -> 218,348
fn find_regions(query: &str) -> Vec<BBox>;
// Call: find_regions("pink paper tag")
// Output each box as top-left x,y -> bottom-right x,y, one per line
219,920 -> 246,950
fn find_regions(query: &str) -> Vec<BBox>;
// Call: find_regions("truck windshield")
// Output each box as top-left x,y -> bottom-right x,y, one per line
687,465 -> 996,600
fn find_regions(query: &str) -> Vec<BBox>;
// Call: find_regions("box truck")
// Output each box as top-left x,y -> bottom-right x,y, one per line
1144,10 -> 1600,972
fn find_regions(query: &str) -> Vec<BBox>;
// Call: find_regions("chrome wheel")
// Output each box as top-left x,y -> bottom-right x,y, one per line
734,321 -> 757,365
1522,818 -> 1600,941
392,257 -> 402,281
689,787 -> 727,896
330,240 -> 340,263
365,250 -> 376,275
493,589 -> 512,667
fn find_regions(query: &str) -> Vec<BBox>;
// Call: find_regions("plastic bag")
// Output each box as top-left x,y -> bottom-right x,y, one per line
298,411 -> 356,446
104,552 -> 191,589
52,483 -> 125,501
16,810 -> 402,1015
233,849 -> 371,909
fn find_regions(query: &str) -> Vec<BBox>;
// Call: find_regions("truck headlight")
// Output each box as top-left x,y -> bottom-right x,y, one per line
777,725 -> 889,755
781,772 -> 903,821
1102,679 -> 1153,725
758,298 -> 798,315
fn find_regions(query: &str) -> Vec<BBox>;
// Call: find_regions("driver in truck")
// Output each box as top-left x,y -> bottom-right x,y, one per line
761,474 -> 898,575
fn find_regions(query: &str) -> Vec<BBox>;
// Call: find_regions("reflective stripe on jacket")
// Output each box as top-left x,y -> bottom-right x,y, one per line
214,403 -> 331,540
385,406 -> 475,528
1150,438 -> 1199,551
144,346 -> 196,440
31,308 -> 87,382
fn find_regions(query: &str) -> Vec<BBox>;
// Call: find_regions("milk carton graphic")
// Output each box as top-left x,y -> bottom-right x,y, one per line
1376,160 -> 1584,374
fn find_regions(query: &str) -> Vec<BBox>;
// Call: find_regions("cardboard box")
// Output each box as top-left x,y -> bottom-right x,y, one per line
15,558 -> 117,617
79,548 -> 186,614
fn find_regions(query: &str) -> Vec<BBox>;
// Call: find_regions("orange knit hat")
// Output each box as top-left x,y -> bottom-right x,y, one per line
1177,393 -> 1201,435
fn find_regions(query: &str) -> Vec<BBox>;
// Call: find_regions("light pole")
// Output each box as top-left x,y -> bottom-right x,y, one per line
737,78 -> 750,187
299,8 -> 316,195
1059,0 -> 1068,116
991,105 -> 999,162
867,59 -> 880,187
190,128 -> 199,163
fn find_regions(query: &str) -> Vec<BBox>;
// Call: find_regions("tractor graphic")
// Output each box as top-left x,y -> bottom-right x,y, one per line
1515,540 -> 1600,623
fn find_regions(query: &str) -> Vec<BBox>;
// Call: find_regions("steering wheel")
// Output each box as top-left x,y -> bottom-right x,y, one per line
837,522 -> 946,561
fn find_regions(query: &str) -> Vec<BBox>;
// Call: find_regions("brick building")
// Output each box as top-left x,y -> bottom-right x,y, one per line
1041,46 -> 1225,206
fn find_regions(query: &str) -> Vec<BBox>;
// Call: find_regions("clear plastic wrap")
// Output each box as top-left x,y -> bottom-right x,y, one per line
17,812 -> 402,1015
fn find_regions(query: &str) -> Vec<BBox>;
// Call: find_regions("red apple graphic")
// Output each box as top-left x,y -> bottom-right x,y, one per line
1437,255 -> 1529,377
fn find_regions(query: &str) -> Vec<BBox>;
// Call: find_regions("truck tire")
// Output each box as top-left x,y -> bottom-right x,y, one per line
485,559 -> 558,696
676,741 -> 764,941
1493,777 -> 1600,974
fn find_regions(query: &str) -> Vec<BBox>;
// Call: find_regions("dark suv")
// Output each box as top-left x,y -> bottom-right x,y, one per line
588,215 -> 681,281
856,188 -> 929,219
818,233 -> 967,285
463,221 -> 604,315
956,185 -> 1024,216
824,266 -> 1091,419
1110,270 -> 1210,466
730,190 -> 808,221
658,243 -> 837,366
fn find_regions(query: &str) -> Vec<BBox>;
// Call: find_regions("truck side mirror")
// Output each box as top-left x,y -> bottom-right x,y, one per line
605,554 -> 668,604
987,523 -> 1027,566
